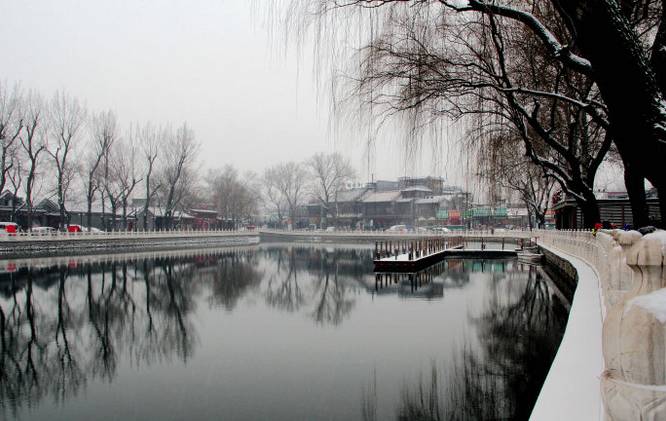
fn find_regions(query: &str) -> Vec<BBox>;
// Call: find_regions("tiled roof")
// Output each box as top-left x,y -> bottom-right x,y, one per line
362,191 -> 402,203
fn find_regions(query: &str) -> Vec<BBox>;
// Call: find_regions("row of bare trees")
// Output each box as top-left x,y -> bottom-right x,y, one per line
279,0 -> 666,228
0,82 -> 199,230
0,81 -> 355,231
263,152 -> 355,228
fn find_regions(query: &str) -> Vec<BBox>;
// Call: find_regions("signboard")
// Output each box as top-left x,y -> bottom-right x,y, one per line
494,207 -> 508,217
507,207 -> 529,217
472,207 -> 492,217
436,209 -> 448,220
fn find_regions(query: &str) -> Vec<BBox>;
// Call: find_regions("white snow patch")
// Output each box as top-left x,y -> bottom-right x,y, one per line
643,230 -> 666,255
626,288 -> 666,323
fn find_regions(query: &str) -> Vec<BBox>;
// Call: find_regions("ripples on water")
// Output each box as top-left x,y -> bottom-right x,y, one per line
0,244 -> 569,421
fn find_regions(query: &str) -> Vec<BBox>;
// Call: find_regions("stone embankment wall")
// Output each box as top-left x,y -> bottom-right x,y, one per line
540,246 -> 578,302
0,231 -> 259,258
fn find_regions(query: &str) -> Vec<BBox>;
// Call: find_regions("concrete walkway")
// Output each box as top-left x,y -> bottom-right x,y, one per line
530,244 -> 605,421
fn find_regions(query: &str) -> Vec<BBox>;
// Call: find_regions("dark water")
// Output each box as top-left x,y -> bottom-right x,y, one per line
0,244 -> 569,421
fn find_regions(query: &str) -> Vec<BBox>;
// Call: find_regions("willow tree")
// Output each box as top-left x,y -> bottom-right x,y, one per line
278,0 -> 664,227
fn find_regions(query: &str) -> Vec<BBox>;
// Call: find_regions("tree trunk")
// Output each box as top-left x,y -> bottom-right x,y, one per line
623,163 -> 650,228
555,0 -> 666,223
577,194 -> 601,229
657,186 -> 666,229
86,199 -> 93,230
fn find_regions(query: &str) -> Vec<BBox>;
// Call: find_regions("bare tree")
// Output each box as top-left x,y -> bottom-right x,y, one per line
307,152 -> 355,228
206,166 -> 259,229
47,91 -> 86,229
115,126 -> 142,229
281,0 -> 666,226
264,162 -> 307,229
101,134 -> 122,230
83,110 -> 117,230
282,1 -> 611,226
264,181 -> 288,227
158,123 -> 199,229
139,123 -> 160,230
476,132 -> 555,228
0,82 -> 23,195
19,91 -> 47,229
7,148 -> 23,221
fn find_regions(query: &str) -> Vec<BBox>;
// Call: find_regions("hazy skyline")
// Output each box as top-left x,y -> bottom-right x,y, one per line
1,0 -> 465,185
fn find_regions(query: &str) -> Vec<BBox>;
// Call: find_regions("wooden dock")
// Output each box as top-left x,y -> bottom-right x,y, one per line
372,236 -> 527,272
373,237 -> 464,272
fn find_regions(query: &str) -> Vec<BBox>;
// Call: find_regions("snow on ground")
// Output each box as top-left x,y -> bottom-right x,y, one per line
529,244 -> 604,421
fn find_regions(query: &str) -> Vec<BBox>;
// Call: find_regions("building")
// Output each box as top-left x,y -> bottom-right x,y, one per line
553,196 -> 661,229
300,178 -> 492,229
133,207 -> 196,230
398,176 -> 445,195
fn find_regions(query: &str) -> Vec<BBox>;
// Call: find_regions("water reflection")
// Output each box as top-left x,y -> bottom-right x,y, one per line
372,264 -> 567,421
0,250 -> 257,417
0,245 -> 568,421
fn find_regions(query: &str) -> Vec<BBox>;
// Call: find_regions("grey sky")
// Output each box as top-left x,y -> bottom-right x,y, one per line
1,0 -> 459,184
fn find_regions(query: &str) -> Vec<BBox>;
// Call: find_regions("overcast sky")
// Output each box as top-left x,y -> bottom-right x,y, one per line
0,0 -> 467,185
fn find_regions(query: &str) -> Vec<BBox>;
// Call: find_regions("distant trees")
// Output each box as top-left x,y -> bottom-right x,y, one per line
206,165 -> 260,228
0,79 -> 362,232
307,152 -> 355,228
259,153 -> 355,229
0,80 -> 211,231
264,162 -> 307,228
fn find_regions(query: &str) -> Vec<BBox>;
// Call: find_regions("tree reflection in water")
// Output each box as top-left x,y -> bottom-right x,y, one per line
369,264 -> 568,421
263,245 -> 367,326
0,249 -> 260,418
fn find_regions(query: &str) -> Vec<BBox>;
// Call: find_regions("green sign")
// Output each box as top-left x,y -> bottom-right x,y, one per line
436,209 -> 448,219
494,207 -> 508,217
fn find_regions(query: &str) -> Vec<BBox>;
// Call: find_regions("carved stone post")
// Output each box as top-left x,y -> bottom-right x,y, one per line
602,231 -> 666,420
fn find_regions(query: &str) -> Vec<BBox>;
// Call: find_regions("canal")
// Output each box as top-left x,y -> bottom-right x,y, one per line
0,244 -> 569,420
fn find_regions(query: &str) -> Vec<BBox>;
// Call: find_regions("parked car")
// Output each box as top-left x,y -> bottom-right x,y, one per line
0,222 -> 18,235
386,224 -> 408,233
32,226 -> 57,235
67,224 -> 104,233
325,226 -> 336,232
66,224 -> 84,233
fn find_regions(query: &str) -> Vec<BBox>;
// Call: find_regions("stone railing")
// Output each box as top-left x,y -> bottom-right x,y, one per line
535,228 -> 666,420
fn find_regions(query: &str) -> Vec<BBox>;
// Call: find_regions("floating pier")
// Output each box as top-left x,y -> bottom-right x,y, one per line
372,236 -> 531,272
373,236 -> 465,272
